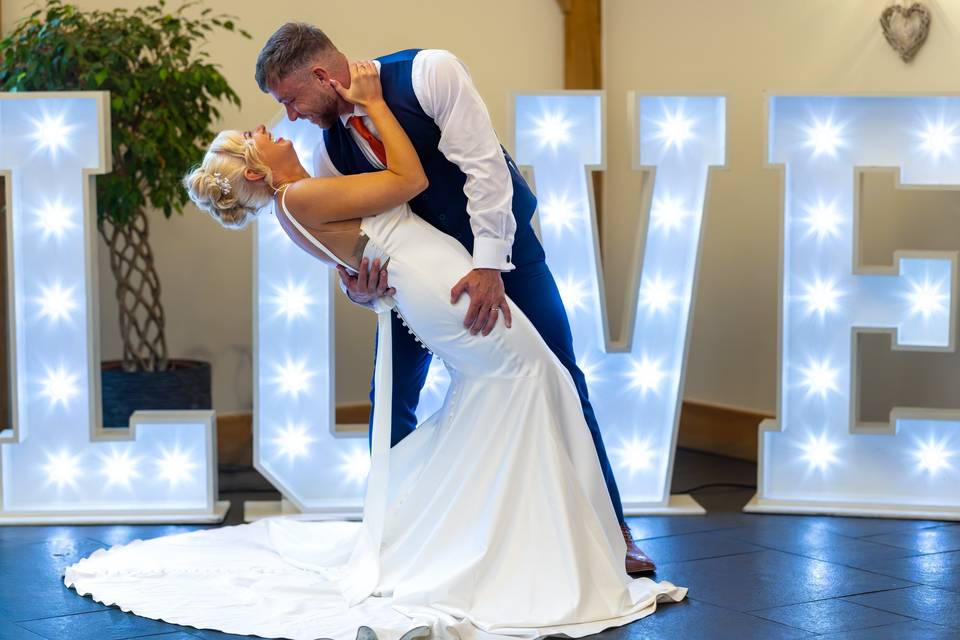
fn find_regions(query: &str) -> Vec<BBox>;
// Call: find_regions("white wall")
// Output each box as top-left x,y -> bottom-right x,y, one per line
4,0 -> 959,418
3,0 -> 564,412
604,0 -> 960,414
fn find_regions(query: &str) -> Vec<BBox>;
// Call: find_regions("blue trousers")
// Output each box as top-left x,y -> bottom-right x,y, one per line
367,257 -> 626,525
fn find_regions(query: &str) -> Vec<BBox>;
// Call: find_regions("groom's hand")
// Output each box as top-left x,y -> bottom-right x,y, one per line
451,269 -> 512,336
338,258 -> 396,305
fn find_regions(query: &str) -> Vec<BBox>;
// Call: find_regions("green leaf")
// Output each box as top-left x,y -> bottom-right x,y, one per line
0,0 -> 248,230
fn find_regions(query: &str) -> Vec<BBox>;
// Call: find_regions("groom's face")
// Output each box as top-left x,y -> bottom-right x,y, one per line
269,68 -> 342,129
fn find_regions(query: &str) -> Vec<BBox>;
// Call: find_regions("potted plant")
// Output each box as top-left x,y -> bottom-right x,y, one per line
0,0 -> 249,426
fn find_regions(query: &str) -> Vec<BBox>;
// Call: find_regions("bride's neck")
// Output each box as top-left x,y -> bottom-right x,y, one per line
271,163 -> 311,192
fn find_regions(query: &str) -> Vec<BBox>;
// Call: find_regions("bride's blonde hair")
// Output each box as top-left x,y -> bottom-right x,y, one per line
183,130 -> 274,229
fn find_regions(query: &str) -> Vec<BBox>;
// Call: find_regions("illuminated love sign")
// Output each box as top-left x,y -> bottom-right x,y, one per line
0,93 -> 224,524
254,93 -> 726,517
749,96 -> 960,519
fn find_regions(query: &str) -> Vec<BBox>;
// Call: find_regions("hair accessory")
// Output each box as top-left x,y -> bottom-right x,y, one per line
212,171 -> 232,196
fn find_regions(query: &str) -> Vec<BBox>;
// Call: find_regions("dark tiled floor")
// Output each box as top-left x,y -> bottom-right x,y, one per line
2,449 -> 959,639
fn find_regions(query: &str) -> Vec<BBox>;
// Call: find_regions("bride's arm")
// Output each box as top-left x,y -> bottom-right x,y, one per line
282,62 -> 428,225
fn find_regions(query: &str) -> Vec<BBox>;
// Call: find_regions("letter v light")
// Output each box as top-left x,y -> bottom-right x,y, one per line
512,93 -> 726,513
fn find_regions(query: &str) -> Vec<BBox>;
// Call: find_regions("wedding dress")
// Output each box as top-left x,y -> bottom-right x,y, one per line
64,199 -> 685,640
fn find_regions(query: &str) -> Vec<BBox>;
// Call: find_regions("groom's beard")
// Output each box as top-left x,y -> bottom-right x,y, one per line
307,99 -> 342,129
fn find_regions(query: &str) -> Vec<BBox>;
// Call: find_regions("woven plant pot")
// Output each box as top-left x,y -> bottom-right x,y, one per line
101,359 -> 211,428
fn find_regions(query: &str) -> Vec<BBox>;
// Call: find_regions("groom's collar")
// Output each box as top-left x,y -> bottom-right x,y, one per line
340,104 -> 368,127
340,59 -> 382,128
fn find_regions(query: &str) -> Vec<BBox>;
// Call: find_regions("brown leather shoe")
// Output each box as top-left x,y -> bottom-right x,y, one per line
621,523 -> 656,574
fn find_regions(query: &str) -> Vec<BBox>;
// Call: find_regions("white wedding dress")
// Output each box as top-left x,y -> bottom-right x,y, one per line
64,200 -> 685,640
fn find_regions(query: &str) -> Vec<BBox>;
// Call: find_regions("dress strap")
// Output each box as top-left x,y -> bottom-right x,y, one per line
277,184 -> 353,271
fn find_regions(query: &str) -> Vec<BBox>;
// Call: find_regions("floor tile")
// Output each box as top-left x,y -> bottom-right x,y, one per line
589,598 -> 812,640
0,538 -> 111,622
845,585 -> 960,628
657,549 -> 912,612
0,586 -> 107,625
815,619 -> 956,639
856,550 -> 960,592
0,536 -> 107,579
17,609 -> 182,640
0,580 -> 103,622
626,512 -> 820,541
187,629 -> 273,639
863,527 -> 960,555
751,598 -> 911,634
638,531 -> 762,564
624,514 -> 744,540
0,526 -> 61,548
76,524 -> 215,548
717,520 -> 920,569
0,620 -> 46,639
804,517 -> 949,539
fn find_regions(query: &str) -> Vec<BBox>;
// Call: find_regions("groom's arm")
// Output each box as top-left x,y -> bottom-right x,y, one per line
412,49 -> 517,272
413,49 -> 517,335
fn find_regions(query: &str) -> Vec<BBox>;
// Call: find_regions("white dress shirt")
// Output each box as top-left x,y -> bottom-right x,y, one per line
313,50 -> 517,272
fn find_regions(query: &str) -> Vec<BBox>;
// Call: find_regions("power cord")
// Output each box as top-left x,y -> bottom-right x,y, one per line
672,482 -> 757,494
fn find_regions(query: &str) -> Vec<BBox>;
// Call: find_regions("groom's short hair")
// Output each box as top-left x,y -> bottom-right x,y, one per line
255,23 -> 337,92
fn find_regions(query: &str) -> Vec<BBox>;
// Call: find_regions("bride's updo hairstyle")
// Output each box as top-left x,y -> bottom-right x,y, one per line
183,130 -> 274,229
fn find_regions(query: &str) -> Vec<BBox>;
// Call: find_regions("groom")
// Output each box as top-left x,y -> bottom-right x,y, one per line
256,23 -> 655,573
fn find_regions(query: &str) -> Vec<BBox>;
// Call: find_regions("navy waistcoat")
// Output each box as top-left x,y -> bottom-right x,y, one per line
322,49 -> 542,267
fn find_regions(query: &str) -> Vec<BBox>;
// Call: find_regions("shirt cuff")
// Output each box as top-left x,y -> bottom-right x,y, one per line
472,237 -> 515,271
339,277 -> 378,312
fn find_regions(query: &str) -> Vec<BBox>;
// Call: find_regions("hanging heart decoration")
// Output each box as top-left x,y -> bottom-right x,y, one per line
880,3 -> 931,63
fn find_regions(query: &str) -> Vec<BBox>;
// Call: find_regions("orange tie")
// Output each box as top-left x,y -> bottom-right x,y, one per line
348,115 -> 387,166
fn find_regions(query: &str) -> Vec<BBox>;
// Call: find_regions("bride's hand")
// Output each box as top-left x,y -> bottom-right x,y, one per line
330,61 -> 383,108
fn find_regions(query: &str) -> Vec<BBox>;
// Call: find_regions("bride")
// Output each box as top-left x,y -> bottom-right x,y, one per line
64,62 -> 685,640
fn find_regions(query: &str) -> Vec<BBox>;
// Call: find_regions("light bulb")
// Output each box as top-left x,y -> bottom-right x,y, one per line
531,110 -> 572,152
800,434 -> 839,470
270,357 -> 314,398
627,356 -> 665,395
273,422 -> 314,461
804,115 -> 844,157
156,447 -> 197,487
40,365 -> 80,407
43,449 -> 82,489
653,108 -> 695,152
270,280 -> 314,321
799,358 -> 839,399
801,199 -> 843,241
37,282 -> 78,323
340,448 -> 371,483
